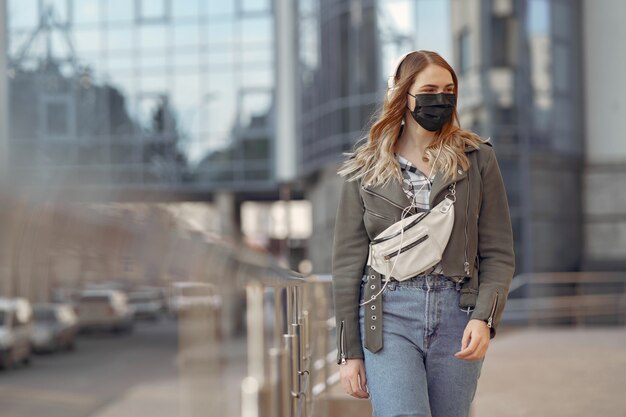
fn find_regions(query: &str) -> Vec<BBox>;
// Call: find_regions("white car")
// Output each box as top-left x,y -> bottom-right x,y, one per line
31,303 -> 79,352
76,289 -> 133,333
169,282 -> 222,316
128,288 -> 166,321
0,298 -> 33,369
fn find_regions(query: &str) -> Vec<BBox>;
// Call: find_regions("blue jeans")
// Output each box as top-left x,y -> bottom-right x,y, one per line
358,274 -> 485,417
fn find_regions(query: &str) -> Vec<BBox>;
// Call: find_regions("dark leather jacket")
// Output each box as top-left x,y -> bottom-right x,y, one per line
332,141 -> 516,364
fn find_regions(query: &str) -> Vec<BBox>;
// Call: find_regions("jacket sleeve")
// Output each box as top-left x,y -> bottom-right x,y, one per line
469,146 -> 516,339
331,175 -> 369,364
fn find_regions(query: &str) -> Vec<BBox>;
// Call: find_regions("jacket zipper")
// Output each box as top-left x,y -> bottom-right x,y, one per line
361,186 -> 406,211
383,234 -> 429,260
339,320 -> 346,364
365,208 -> 394,221
487,291 -> 499,328
463,171 -> 470,275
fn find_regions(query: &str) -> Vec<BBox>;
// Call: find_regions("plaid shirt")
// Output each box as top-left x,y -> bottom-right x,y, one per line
395,152 -> 444,276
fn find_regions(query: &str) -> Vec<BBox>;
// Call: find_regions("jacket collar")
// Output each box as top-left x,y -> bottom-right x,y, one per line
361,142 -> 479,215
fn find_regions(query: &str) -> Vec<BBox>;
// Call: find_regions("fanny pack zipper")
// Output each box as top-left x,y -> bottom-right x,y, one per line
371,211 -> 430,245
383,234 -> 429,260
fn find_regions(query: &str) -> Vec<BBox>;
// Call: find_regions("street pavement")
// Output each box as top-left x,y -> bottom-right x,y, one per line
473,326 -> 626,417
0,318 -> 247,417
1,317 -> 623,417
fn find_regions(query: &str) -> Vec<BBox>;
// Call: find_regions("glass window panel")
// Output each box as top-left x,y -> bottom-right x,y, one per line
239,68 -> 272,88
107,0 -> 134,23
42,0 -> 71,26
107,53 -> 135,72
107,28 -> 134,52
172,74 -> 201,127
240,0 -> 270,14
457,30 -> 471,74
241,46 -> 272,66
73,29 -> 103,54
8,30 -> 30,57
240,16 -> 272,44
137,94 -> 168,131
172,0 -> 200,20
109,75 -> 135,100
140,53 -> 168,74
174,23 -> 201,47
208,2 -> 235,17
207,73 -> 236,135
175,51 -> 200,68
73,0 -> 100,25
138,0 -> 169,22
553,1 -> 572,39
46,101 -> 70,136
208,49 -> 235,68
492,16 -> 511,67
8,0 -> 39,29
139,26 -> 167,50
239,90 -> 271,128
527,0 -> 549,35
553,43 -> 569,92
207,21 -> 236,46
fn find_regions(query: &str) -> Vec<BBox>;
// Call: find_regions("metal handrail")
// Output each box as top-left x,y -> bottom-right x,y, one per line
241,272 -> 338,417
504,271 -> 626,326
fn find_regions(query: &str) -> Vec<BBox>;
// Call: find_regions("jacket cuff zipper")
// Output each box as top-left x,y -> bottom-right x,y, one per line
339,320 -> 346,364
487,291 -> 499,329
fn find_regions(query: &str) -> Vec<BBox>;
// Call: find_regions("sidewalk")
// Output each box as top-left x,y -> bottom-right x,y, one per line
318,326 -> 626,417
473,326 -> 626,417
90,326 -> 626,417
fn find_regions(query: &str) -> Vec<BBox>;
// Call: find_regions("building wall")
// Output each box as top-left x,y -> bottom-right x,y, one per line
581,0 -> 626,269
451,0 -> 585,274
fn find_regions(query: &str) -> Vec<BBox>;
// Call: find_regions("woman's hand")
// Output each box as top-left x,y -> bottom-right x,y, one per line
339,358 -> 369,399
455,319 -> 490,360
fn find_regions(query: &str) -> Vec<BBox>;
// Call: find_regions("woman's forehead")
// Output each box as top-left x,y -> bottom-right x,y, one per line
413,65 -> 454,87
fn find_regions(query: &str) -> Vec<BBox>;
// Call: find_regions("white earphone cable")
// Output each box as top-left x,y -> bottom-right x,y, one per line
359,144 -> 443,306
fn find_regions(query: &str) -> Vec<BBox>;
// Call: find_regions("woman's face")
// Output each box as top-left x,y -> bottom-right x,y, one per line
406,64 -> 455,112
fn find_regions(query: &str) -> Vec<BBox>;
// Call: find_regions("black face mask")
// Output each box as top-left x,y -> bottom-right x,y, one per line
407,92 -> 457,132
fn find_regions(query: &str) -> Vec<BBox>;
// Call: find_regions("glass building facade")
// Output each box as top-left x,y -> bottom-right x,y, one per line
297,0 -> 452,175
4,0 -> 276,192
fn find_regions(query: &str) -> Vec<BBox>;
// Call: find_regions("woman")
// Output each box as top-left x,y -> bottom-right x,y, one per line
331,50 -> 516,417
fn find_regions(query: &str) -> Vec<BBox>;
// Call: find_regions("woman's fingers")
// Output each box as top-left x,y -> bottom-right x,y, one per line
350,373 -> 369,398
455,330 -> 481,359
359,364 -> 368,393
340,360 -> 369,398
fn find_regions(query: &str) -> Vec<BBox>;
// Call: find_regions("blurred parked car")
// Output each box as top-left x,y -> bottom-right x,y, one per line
76,289 -> 134,333
170,282 -> 222,316
31,303 -> 78,353
128,288 -> 166,321
0,297 -> 33,369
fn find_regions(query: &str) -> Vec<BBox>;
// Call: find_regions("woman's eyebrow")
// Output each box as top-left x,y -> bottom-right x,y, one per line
420,83 -> 455,88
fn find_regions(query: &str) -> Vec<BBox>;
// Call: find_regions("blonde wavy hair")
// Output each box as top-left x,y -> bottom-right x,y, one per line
338,50 -> 489,187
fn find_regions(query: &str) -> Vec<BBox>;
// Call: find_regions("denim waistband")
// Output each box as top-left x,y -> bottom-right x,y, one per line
385,274 -> 460,291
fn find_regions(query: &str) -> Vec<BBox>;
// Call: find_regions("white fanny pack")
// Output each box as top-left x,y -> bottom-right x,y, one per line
359,181 -> 457,306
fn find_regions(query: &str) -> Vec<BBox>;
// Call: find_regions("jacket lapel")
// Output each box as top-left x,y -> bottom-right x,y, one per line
362,145 -> 477,214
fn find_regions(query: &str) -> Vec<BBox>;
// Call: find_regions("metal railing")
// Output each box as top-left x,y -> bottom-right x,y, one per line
240,271 -> 340,417
503,271 -> 626,326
